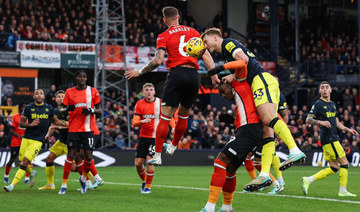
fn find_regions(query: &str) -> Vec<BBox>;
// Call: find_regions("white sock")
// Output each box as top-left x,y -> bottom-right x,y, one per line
80,175 -> 87,182
277,176 -> 284,183
24,177 -> 30,180
204,202 -> 216,212
94,174 -> 101,181
259,172 -> 269,177
153,152 -> 161,158
61,183 -> 67,188
48,183 -> 55,187
221,204 -> 233,212
4,174 -> 9,177
170,143 -> 177,149
272,180 -> 279,187
86,180 -> 92,187
307,176 -> 315,184
339,186 -> 347,194
289,147 -> 302,155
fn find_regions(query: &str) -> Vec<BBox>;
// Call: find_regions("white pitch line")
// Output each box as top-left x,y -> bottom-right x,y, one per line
104,181 -> 360,204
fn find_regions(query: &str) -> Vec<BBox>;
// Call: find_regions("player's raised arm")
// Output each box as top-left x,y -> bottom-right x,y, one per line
125,49 -> 166,80
201,49 -> 220,88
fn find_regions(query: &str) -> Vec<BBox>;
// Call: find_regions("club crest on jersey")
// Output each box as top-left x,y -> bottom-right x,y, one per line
75,103 -> 87,107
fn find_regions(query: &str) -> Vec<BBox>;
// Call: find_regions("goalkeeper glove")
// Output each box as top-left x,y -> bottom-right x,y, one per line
82,108 -> 94,115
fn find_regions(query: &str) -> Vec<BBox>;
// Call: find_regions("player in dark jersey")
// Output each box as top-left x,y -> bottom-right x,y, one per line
302,81 -> 358,197
201,65 -> 262,212
202,27 -> 305,189
38,90 -> 69,190
125,6 -> 216,166
4,103 -> 28,184
59,70 -> 101,194
4,89 -> 67,192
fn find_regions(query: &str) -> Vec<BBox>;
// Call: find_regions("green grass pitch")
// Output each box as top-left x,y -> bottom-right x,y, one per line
1,166 -> 360,211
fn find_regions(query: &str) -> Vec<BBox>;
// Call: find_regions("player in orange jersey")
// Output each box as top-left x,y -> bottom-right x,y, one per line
132,83 -> 175,194
125,6 -> 217,166
4,104 -> 29,184
59,70 -> 101,194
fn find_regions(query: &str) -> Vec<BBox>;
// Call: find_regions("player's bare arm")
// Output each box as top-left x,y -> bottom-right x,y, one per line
45,124 -> 56,140
336,117 -> 359,136
125,49 -> 166,80
9,126 -> 23,139
19,116 -> 39,128
201,49 -> 219,88
306,115 -> 331,128
51,116 -> 67,127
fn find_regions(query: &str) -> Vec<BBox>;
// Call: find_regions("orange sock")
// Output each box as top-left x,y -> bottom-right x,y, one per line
269,173 -> 275,182
89,159 -> 98,176
76,161 -> 84,176
222,173 -> 236,205
62,158 -> 73,184
244,157 -> 256,180
137,168 -> 146,181
145,171 -> 154,188
83,160 -> 91,178
155,114 -> 171,153
172,114 -> 188,146
208,159 -> 227,203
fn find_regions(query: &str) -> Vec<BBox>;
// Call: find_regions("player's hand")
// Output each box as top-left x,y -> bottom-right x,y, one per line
287,125 -> 296,134
124,70 -> 140,80
347,128 -> 359,136
319,120 -> 331,128
31,119 -> 40,127
211,75 -> 220,88
141,118 -> 151,124
219,114 -> 235,124
82,108 -> 94,115
208,66 -> 225,76
45,134 -> 50,141
221,74 -> 234,84
67,105 -> 75,111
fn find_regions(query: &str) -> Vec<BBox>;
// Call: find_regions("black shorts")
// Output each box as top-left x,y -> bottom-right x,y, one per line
135,137 -> 155,159
253,145 -> 263,158
222,123 -> 262,167
93,134 -> 99,150
67,132 -> 95,150
10,146 -> 20,157
162,66 -> 200,109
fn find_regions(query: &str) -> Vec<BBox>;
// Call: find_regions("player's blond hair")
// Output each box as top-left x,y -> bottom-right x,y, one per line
162,6 -> 178,18
142,83 -> 155,89
201,28 -> 223,40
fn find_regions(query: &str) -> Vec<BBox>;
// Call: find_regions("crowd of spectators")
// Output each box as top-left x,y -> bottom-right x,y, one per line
0,0 -> 94,50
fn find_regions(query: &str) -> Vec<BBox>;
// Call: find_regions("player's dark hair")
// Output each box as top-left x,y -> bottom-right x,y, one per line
74,70 -> 87,78
218,82 -> 231,95
162,6 -> 178,18
320,81 -> 331,87
55,90 -> 65,97
201,27 -> 223,40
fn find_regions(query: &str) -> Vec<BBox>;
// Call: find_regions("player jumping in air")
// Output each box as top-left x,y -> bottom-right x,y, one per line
202,28 -> 305,191
125,6 -> 217,166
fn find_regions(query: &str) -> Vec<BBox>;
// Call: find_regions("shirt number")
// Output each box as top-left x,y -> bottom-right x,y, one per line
178,35 -> 189,57
253,89 -> 264,100
88,138 -> 94,148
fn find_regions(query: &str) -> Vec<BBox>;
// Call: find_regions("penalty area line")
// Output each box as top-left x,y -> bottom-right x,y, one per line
104,181 -> 360,204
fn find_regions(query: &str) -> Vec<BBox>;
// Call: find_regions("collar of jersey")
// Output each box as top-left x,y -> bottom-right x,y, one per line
35,102 -> 44,106
320,97 -> 330,102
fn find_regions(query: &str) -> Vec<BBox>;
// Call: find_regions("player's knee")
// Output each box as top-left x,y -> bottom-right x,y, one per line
330,166 -> 338,173
45,157 -> 54,164
340,164 -> 349,169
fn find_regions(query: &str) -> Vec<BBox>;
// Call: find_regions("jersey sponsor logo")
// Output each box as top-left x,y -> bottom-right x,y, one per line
168,27 -> 190,35
326,111 -> 336,118
31,113 -> 49,119
75,103 -> 87,107
323,106 -> 327,109
143,114 -> 159,119
225,42 -> 236,53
